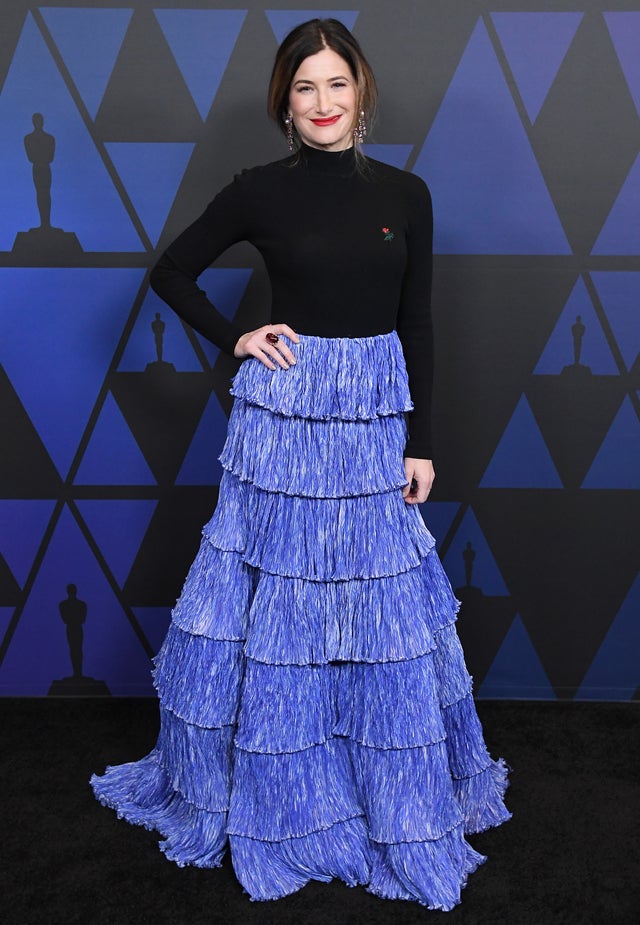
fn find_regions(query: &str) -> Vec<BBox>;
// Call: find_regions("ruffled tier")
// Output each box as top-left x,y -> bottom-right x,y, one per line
91,331 -> 510,911
228,331 -> 414,421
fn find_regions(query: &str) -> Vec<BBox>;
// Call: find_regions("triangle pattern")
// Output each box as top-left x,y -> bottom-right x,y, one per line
591,271 -> 640,373
40,7 -> 133,119
480,395 -> 563,488
582,395 -> 640,489
577,572 -> 640,700
443,507 -> 509,596
534,277 -> 618,374
419,501 -> 460,548
479,615 -> 556,699
77,500 -> 157,588
413,19 -> 570,254
491,12 -> 582,123
592,152 -> 640,255
0,268 -> 144,477
106,143 -> 195,246
117,288 -> 203,372
0,506 -> 153,695
266,10 -> 360,45
0,501 -> 56,587
74,393 -> 156,486
604,12 -> 640,118
133,607 -> 172,655
175,391 -> 227,485
0,14 -> 143,251
154,9 -> 247,120
196,268 -> 253,365
362,144 -> 413,169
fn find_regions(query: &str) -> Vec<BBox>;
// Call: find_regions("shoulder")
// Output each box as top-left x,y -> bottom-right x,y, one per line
364,157 -> 432,206
232,154 -> 296,190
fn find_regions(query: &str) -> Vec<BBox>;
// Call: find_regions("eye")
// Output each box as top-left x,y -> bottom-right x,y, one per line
296,85 -> 313,93
331,81 -> 348,90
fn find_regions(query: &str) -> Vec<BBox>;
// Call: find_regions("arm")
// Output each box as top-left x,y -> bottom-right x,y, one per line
396,177 -> 435,503
149,177 -> 248,357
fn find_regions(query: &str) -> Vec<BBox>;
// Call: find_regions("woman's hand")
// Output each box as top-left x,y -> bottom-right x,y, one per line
402,457 -> 435,504
234,324 -> 300,369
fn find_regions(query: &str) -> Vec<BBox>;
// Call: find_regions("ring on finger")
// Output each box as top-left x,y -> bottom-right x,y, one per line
266,331 -> 279,344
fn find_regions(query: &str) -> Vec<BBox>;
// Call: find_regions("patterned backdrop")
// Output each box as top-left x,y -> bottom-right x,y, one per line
0,1 -> 638,699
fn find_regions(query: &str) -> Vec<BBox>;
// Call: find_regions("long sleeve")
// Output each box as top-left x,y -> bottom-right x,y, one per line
149,177 -> 249,358
396,177 -> 434,460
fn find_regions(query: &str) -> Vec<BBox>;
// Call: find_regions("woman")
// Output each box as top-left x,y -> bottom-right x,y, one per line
91,19 -> 510,910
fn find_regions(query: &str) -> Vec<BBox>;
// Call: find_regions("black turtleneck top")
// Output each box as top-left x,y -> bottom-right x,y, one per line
149,143 -> 434,459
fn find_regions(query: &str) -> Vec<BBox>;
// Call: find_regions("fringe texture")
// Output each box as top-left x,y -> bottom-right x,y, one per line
90,330 -> 511,909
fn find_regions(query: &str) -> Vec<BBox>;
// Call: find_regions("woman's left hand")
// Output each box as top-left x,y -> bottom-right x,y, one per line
402,457 -> 435,504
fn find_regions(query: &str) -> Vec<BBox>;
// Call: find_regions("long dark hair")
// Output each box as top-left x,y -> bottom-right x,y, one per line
267,18 -> 377,153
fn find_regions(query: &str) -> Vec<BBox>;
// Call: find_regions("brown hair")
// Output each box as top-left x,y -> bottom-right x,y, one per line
267,18 -> 377,152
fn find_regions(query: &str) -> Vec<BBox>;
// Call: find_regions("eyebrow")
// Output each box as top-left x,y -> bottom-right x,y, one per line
293,75 -> 350,85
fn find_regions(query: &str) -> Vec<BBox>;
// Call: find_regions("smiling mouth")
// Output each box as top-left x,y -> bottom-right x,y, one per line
311,115 -> 342,126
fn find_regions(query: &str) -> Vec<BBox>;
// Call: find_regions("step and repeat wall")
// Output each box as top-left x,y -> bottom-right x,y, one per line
0,1 -> 638,699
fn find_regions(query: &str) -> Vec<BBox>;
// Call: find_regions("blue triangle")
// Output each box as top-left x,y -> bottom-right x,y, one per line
196,268 -> 253,365
534,277 -> 618,374
491,12 -> 582,122
133,607 -> 172,656
419,501 -> 460,549
77,500 -> 157,588
443,507 -> 510,596
413,20 -> 570,255
0,268 -> 145,477
0,501 -> 56,587
118,288 -> 203,372
481,396 -> 564,488
577,573 -> 640,700
592,153 -> 640,255
106,143 -> 195,246
582,395 -> 640,489
0,506 -> 153,695
40,7 -> 133,119
75,393 -> 156,486
362,144 -> 413,170
154,9 -> 247,120
479,615 -> 556,699
266,10 -> 360,45
175,391 -> 227,485
604,13 -> 640,118
591,271 -> 640,373
0,14 -> 143,251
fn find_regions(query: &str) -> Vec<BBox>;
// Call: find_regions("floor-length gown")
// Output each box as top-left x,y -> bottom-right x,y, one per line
91,329 -> 511,910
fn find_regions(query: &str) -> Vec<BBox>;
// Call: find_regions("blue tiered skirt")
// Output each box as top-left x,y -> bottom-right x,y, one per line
90,331 -> 511,911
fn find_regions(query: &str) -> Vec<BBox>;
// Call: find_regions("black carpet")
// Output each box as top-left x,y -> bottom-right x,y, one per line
2,699 -> 638,925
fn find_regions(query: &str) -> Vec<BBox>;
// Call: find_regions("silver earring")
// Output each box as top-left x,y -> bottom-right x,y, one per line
284,115 -> 294,152
354,110 -> 367,143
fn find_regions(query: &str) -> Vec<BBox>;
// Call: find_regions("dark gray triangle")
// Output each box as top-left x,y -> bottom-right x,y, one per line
0,365 -> 61,497
474,491 -> 640,698
0,6 -> 25,96
123,487 -> 217,607
94,8 -> 201,141
527,376 -> 626,489
431,265 -> 577,496
531,11 -> 640,255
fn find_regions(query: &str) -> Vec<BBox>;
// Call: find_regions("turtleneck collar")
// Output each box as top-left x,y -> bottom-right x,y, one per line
297,142 -> 358,176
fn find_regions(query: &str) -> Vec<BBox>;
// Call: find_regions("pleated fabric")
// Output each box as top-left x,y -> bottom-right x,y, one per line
90,331 -> 511,910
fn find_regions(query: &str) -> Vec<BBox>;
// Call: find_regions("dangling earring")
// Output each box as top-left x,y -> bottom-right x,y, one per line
354,110 -> 367,143
284,115 -> 294,152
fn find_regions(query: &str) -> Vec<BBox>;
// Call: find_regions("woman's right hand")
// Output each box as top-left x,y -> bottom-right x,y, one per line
233,324 -> 300,370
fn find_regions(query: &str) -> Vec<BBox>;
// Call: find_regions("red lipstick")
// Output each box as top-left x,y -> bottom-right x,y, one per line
311,115 -> 341,126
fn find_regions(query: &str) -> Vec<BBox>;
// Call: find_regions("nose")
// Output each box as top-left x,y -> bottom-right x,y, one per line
315,87 -> 331,114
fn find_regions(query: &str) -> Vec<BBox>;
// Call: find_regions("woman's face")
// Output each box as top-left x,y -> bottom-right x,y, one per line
288,47 -> 357,151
